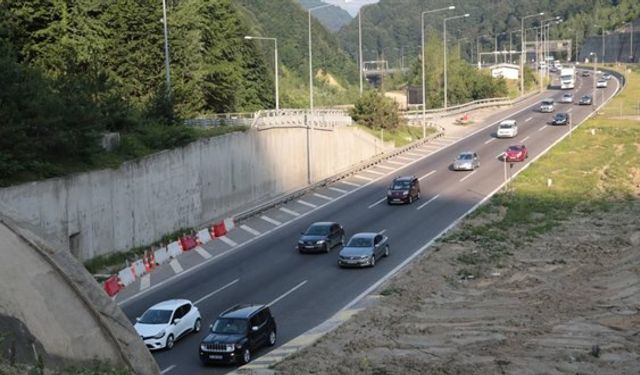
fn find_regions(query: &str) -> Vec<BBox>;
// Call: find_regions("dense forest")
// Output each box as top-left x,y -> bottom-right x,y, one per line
298,0 -> 353,32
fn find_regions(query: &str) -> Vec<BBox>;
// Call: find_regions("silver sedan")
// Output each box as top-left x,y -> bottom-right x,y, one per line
453,152 -> 480,171
338,233 -> 389,268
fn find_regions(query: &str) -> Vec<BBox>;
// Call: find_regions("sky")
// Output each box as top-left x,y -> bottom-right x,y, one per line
323,0 -> 380,16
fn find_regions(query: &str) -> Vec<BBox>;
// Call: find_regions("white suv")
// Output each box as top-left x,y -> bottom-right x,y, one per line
540,98 -> 555,113
496,120 -> 518,138
134,299 -> 202,350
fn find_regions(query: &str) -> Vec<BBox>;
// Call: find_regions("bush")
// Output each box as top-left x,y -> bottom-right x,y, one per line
349,91 -> 404,130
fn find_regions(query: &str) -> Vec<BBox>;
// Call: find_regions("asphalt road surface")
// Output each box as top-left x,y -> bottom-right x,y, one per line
121,71 -> 619,375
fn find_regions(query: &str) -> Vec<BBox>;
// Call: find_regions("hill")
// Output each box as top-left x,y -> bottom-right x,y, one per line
297,0 -> 353,32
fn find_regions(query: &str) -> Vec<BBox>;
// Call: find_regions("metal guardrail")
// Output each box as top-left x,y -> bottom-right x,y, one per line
184,112 -> 255,127
251,109 -> 353,130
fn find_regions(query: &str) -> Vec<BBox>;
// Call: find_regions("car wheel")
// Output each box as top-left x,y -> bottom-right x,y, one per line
165,334 -> 175,350
193,318 -> 201,333
324,243 -> 330,253
241,348 -> 251,364
408,195 -> 413,204
340,234 -> 345,245
417,191 -> 421,200
268,330 -> 277,346
384,245 -> 389,257
370,255 -> 376,267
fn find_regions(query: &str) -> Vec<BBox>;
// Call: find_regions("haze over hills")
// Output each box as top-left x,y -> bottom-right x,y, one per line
297,0 -> 353,32
323,0 -> 380,16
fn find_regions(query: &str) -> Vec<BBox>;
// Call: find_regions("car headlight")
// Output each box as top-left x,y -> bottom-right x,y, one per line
297,240 -> 304,245
316,240 -> 325,245
226,344 -> 235,352
200,343 -> 208,351
153,330 -> 166,339
402,191 -> 408,195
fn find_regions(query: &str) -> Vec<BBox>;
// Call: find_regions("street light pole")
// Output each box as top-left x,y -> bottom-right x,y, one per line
520,12 -> 544,96
443,13 -> 470,110
358,8 -> 363,95
308,4 -> 332,112
161,0 -> 171,96
590,52 -> 597,108
245,36 -> 279,112
630,22 -> 634,62
421,5 -> 455,138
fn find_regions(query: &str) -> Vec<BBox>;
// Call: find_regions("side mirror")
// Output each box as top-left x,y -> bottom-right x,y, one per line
135,317 -> 141,322
173,318 -> 181,325
251,326 -> 259,332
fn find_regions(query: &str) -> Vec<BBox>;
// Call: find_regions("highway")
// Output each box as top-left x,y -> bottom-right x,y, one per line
121,71 -> 619,374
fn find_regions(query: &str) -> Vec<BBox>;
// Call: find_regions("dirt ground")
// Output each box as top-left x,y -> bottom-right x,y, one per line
274,196 -> 640,374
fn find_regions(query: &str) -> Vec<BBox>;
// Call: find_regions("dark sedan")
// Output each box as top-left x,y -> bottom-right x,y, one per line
297,222 -> 345,253
578,95 -> 593,105
338,232 -> 389,268
552,112 -> 570,125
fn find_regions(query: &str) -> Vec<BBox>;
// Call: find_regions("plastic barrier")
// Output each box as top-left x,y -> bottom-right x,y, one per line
223,218 -> 235,232
180,235 -> 198,251
103,275 -> 122,297
118,267 -> 136,287
154,246 -> 170,265
167,241 -> 183,258
143,251 -> 156,273
212,222 -> 227,237
131,259 -> 146,278
196,228 -> 212,244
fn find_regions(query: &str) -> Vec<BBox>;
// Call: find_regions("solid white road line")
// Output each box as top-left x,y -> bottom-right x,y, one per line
194,279 -> 239,306
261,215 -> 282,226
218,235 -> 238,247
268,280 -> 308,307
364,169 -> 385,175
525,117 -> 533,122
340,180 -> 361,187
139,274 -> 150,291
459,170 -> 477,182
313,193 -> 333,200
386,160 -> 405,166
567,108 -> 573,113
419,170 -> 437,181
279,207 -> 300,217
538,125 -> 548,131
376,165 -> 395,171
297,200 -> 317,208
522,136 -> 530,142
240,224 -> 261,236
328,187 -> 347,194
169,259 -> 183,274
484,138 -> 496,144
416,194 -> 440,210
194,246 -> 212,259
160,365 -> 176,374
353,174 -> 373,181
368,197 -> 387,209
496,153 -> 505,159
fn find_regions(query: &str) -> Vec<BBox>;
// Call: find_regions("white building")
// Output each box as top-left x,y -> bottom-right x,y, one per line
490,63 -> 520,80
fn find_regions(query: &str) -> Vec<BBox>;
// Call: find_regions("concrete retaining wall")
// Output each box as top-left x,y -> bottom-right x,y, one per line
0,126 -> 387,260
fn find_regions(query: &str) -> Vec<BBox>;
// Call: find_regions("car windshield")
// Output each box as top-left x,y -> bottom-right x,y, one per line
508,146 -> 522,152
555,113 -> 565,118
563,95 -> 571,98
347,237 -> 373,247
139,309 -> 172,324
390,180 -> 410,190
305,224 -> 329,236
211,318 -> 248,335
499,124 -> 513,129
458,153 -> 473,160
542,100 -> 553,105
582,96 -> 590,100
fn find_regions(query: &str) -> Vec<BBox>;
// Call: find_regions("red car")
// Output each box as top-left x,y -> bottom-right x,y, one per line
504,144 -> 528,162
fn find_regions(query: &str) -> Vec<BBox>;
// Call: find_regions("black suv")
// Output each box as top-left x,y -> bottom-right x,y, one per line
386,176 -> 420,204
199,304 -> 276,365
297,222 -> 345,253
552,112 -> 569,125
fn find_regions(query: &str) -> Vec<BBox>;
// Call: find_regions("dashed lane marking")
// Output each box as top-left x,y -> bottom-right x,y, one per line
368,197 -> 387,209
416,194 -> 440,210
364,169 -> 384,175
268,280 -> 308,307
538,125 -> 548,131
260,215 -> 282,226
169,259 -> 183,274
240,224 -> 261,236
419,170 -> 437,181
353,174 -> 373,181
340,180 -> 361,187
405,152 -> 424,157
193,278 -> 239,306
376,165 -> 395,170
459,170 -> 477,182
386,160 -> 405,166
522,136 -> 530,142
194,246 -> 212,259
139,274 -> 150,291
279,207 -> 300,217
160,365 -> 176,374
328,187 -> 347,194
313,193 -> 333,200
395,156 -> 415,161
484,138 -> 496,144
297,200 -> 317,208
525,117 -> 533,122
218,235 -> 238,247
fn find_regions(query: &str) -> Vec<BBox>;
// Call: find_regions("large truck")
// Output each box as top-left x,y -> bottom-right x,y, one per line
560,67 -> 575,89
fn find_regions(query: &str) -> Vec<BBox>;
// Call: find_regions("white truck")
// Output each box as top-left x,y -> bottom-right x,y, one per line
560,67 -> 575,89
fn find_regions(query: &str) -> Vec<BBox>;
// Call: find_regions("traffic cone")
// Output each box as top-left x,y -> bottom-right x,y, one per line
143,252 -> 152,273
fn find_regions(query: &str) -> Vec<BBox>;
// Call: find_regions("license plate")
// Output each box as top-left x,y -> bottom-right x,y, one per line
305,245 -> 315,249
209,355 -> 223,360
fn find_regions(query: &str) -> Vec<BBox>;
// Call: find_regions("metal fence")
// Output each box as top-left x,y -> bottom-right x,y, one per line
184,112 -> 255,127
251,109 -> 353,130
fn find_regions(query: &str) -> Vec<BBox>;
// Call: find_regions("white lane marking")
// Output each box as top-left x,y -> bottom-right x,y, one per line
194,279 -> 239,306
139,274 -> 150,291
395,156 -> 415,161
567,108 -> 573,113
160,365 -> 176,374
268,280 -> 308,307
379,229 -> 387,234
353,174 -> 373,181
376,165 -> 395,170
405,152 -> 423,157
194,246 -> 212,259
364,169 -> 384,176
313,193 -> 333,200
484,138 -> 496,144
340,180 -> 361,187
525,117 -> 533,122
169,259 -> 183,274
522,136 -> 530,142
328,187 -> 347,194
416,194 -> 440,210
419,170 -> 437,181
279,207 -> 300,217
386,160 -> 405,166
297,200 -> 317,208
496,152 -> 505,159
459,170 -> 477,182
261,215 -> 282,226
240,224 -> 261,236
368,197 -> 387,209
218,235 -> 238,247
538,125 -> 548,131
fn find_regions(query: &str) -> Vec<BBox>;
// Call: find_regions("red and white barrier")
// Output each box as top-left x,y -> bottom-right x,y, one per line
154,246 -> 170,265
167,241 -> 183,258
180,235 -> 198,251
223,218 -> 235,231
103,275 -> 122,297
131,259 -> 146,278
211,222 -> 226,237
196,228 -> 212,244
118,267 -> 136,287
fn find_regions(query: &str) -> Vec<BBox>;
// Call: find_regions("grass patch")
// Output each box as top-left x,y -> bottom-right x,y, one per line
357,125 -> 437,147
